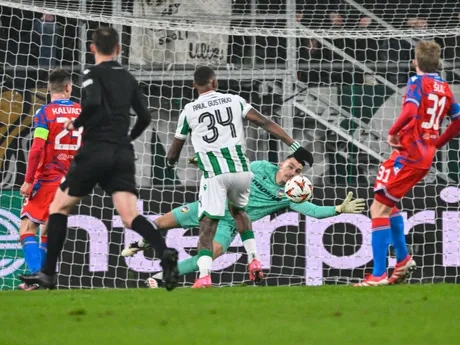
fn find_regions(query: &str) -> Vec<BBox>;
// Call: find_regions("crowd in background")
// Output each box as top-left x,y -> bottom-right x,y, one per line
0,0 -> 459,86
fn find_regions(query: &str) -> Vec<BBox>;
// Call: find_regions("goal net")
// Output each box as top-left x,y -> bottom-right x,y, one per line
1,0 -> 460,289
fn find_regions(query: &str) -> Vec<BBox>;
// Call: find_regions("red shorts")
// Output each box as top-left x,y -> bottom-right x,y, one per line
20,182 -> 59,224
374,156 -> 428,207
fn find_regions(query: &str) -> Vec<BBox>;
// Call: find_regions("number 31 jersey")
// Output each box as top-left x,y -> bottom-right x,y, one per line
33,99 -> 82,183
399,73 -> 460,169
175,90 -> 252,178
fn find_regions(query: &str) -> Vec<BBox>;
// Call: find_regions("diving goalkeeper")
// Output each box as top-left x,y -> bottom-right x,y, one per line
122,155 -> 366,287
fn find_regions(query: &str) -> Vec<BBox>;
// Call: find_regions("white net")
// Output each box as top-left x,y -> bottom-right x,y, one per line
1,0 -> 460,289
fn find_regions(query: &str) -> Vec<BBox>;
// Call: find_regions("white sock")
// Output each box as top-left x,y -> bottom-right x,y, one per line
152,272 -> 163,280
197,255 -> 213,278
243,239 -> 259,263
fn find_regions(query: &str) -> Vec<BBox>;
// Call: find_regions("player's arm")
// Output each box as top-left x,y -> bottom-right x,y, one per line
436,99 -> 460,149
388,78 -> 421,147
129,81 -> 152,141
72,69 -> 103,129
289,192 -> 365,218
21,110 -> 49,197
245,108 -> 314,166
166,109 -> 188,167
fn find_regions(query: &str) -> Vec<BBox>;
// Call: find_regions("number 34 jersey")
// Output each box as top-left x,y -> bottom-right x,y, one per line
175,90 -> 252,178
399,73 -> 460,169
33,99 -> 82,183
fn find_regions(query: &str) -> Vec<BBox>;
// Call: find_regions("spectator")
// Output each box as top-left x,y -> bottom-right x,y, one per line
33,13 -> 61,68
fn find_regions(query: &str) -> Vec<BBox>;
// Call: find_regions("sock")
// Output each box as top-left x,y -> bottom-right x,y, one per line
20,234 -> 41,274
153,256 -> 199,281
131,216 -> 166,257
43,213 -> 68,276
390,207 -> 408,262
240,230 -> 259,263
39,236 -> 47,269
371,217 -> 391,277
197,250 -> 213,278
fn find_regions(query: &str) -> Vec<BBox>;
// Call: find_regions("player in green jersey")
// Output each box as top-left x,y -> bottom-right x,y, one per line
122,155 -> 365,287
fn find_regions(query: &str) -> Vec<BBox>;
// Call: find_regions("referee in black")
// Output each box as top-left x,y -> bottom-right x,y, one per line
19,27 -> 179,291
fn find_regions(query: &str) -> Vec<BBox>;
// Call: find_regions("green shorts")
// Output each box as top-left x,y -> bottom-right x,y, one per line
172,201 -> 238,252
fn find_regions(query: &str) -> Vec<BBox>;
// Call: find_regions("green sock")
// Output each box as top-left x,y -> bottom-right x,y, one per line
178,256 -> 199,276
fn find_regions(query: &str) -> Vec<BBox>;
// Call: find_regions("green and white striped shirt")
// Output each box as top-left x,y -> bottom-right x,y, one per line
175,91 -> 252,178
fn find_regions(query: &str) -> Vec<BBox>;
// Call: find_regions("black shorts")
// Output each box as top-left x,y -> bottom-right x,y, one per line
61,143 -> 138,197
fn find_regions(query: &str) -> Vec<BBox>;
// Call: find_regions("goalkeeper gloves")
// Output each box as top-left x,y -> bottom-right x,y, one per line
335,192 -> 366,214
290,141 -> 314,167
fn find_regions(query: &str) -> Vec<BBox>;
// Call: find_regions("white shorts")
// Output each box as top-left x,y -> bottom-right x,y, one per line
198,171 -> 253,219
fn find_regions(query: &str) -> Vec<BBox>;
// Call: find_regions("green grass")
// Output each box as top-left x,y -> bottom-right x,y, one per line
2,285 -> 459,345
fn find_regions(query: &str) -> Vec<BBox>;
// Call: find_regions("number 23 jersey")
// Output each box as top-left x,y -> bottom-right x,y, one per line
399,73 -> 460,169
175,90 -> 252,178
33,99 -> 82,183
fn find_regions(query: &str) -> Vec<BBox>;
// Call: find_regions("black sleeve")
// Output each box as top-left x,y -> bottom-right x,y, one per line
128,81 -> 151,141
73,69 -> 103,129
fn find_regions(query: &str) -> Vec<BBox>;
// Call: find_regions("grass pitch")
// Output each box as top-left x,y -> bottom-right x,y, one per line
2,284 -> 459,345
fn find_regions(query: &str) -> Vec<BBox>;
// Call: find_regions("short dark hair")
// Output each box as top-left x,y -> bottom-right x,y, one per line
194,66 -> 215,86
286,154 -> 306,167
48,69 -> 71,94
92,26 -> 119,55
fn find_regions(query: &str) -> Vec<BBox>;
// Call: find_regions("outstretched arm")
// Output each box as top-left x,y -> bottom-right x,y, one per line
289,192 -> 366,218
246,108 -> 314,166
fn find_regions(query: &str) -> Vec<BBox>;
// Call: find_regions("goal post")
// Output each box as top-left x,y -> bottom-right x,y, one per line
1,0 -> 460,289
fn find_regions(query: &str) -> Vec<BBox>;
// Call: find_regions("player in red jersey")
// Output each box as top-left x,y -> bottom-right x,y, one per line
18,69 -> 81,290
356,41 -> 460,286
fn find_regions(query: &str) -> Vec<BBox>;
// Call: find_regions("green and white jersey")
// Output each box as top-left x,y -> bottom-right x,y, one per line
175,90 -> 252,178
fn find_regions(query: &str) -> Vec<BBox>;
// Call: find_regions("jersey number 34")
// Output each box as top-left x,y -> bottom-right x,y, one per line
199,107 -> 236,143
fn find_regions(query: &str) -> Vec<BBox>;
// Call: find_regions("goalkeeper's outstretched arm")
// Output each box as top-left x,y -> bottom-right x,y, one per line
289,192 -> 366,218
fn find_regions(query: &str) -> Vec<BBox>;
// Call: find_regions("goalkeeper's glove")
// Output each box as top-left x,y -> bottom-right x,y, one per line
290,141 -> 314,167
335,192 -> 366,214
187,155 -> 199,167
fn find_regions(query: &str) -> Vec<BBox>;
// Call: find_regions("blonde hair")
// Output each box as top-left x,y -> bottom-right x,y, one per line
415,40 -> 441,73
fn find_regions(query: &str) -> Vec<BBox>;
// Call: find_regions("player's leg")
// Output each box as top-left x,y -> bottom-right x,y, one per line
147,223 -> 234,288
388,206 -> 416,284
227,171 -> 262,281
121,202 -> 200,257
111,191 -> 178,291
19,183 -> 58,289
18,218 -> 41,290
39,221 -> 48,269
193,175 -> 226,288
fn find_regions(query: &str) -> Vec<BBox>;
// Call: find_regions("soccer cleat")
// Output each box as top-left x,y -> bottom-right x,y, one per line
160,248 -> 179,291
354,273 -> 389,287
145,277 -> 162,289
388,255 -> 416,285
18,283 -> 40,291
248,259 -> 264,283
18,271 -> 57,289
192,275 -> 212,288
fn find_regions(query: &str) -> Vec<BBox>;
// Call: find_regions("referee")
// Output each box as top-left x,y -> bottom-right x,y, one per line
19,27 -> 179,291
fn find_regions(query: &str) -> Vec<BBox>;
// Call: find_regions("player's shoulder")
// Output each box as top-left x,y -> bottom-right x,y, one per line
250,160 -> 277,171
407,74 -> 423,86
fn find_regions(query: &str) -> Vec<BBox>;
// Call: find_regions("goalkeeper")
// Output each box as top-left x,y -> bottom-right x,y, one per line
122,155 -> 366,287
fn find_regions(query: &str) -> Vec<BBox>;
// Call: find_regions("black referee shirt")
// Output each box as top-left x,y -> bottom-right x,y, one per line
73,60 -> 151,144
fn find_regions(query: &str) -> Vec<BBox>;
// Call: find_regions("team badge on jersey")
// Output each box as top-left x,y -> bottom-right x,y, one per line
277,188 -> 285,198
180,206 -> 190,213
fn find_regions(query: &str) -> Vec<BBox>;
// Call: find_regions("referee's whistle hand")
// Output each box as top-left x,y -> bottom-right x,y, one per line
63,119 -> 75,131
20,182 -> 31,198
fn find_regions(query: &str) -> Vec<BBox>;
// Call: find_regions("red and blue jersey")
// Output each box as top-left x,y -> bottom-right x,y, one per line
33,99 -> 82,183
397,73 -> 460,169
